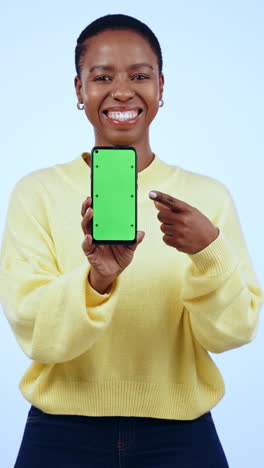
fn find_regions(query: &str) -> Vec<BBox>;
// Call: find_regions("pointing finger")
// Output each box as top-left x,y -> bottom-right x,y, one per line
153,200 -> 170,211
149,191 -> 189,211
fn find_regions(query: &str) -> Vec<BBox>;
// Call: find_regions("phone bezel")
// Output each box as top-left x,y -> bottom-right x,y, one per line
90,146 -> 138,244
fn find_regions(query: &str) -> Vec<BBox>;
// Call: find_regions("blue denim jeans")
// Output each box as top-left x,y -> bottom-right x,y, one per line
14,405 -> 229,467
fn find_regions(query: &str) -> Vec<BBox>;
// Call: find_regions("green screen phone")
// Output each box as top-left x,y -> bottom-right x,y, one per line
91,146 -> 137,244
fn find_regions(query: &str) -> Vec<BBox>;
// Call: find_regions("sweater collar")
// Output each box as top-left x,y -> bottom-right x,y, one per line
56,152 -> 176,196
79,151 -> 168,189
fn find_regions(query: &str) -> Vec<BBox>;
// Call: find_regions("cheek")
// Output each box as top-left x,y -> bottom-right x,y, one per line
83,87 -> 102,120
84,107 -> 100,127
83,86 -> 100,103
145,85 -> 160,108
147,92 -> 160,116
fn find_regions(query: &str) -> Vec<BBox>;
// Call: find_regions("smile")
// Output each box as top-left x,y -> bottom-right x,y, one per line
102,108 -> 143,126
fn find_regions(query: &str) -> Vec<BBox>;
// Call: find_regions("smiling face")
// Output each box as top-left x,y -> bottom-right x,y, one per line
74,29 -> 164,147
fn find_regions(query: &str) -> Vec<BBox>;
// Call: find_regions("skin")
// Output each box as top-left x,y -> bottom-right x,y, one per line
74,29 -> 164,172
76,29 -> 219,290
150,192 -> 219,254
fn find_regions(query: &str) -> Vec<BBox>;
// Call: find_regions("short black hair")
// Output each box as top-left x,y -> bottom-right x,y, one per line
75,14 -> 163,78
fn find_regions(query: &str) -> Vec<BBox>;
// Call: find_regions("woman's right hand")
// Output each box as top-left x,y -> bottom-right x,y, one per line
81,197 -> 145,280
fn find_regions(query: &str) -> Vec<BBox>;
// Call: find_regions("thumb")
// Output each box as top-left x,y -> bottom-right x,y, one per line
127,231 -> 145,251
136,231 -> 145,244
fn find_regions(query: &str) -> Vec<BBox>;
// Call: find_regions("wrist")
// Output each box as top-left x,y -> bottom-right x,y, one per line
203,226 -> 220,250
88,269 -> 115,294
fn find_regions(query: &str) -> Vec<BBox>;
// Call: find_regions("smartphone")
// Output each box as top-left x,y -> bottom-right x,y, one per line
91,146 -> 137,244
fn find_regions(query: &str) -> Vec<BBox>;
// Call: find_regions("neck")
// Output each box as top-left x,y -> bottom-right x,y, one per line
85,136 -> 154,173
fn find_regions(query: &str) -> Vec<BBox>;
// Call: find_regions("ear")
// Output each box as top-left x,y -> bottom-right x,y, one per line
74,76 -> 83,103
159,72 -> 165,100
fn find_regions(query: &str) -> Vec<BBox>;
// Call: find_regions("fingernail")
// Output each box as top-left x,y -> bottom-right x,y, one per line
149,191 -> 157,199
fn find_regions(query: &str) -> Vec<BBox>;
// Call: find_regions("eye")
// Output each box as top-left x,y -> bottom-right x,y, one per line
132,74 -> 149,80
94,75 -> 112,81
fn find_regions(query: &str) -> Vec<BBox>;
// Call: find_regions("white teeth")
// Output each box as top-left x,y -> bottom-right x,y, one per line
106,110 -> 139,121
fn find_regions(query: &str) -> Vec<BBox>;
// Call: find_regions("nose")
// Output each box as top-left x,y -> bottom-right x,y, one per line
110,77 -> 135,101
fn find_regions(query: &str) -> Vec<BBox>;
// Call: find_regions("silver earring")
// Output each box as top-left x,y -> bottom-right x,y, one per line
159,98 -> 164,108
77,102 -> 84,110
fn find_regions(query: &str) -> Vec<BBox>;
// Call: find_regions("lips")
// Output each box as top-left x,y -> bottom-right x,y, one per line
102,107 -> 143,125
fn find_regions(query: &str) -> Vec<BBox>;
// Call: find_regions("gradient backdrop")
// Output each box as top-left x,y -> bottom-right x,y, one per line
0,1 -> 263,467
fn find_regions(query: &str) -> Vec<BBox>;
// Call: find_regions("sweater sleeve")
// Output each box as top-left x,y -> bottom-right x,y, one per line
181,184 -> 264,354
0,176 -> 120,364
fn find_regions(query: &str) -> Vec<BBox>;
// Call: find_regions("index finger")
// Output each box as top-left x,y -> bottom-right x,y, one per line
149,191 -> 189,211
81,196 -> 91,217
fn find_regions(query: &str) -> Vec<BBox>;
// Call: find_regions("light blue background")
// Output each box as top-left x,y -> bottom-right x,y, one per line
0,1 -> 263,467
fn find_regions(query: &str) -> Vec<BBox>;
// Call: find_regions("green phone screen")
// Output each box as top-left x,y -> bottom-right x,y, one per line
91,146 -> 137,244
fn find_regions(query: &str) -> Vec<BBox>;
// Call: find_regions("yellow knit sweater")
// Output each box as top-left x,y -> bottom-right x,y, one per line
0,152 -> 263,420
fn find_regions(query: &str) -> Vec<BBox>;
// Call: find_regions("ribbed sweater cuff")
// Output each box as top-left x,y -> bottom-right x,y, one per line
188,230 -> 239,276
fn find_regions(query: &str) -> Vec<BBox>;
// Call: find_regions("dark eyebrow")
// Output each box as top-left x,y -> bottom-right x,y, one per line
89,63 -> 154,73
129,63 -> 154,71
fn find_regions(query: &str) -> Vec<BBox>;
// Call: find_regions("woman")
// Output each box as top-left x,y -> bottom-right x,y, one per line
1,13 -> 263,468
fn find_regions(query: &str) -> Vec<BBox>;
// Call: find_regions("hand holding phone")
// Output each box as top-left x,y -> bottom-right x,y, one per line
81,196 -> 145,281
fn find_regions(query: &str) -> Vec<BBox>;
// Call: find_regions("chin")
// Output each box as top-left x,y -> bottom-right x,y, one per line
105,132 -> 141,147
